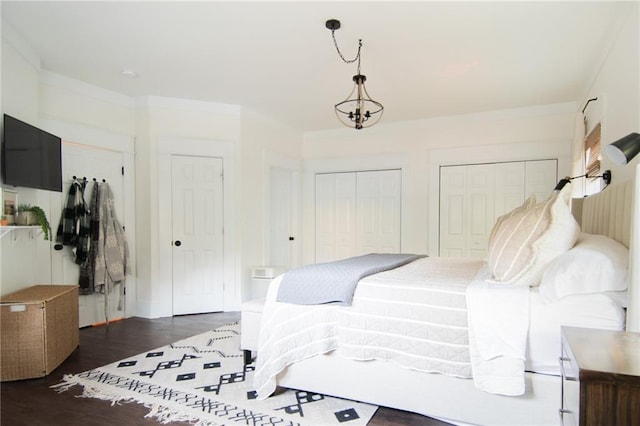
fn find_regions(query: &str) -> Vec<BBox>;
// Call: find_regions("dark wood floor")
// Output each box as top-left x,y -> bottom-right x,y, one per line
0,312 -> 450,426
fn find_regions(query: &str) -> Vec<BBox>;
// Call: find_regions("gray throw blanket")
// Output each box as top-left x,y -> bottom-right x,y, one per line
276,253 -> 424,306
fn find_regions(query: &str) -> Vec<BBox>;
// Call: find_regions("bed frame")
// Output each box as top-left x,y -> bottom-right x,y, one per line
274,170 -> 638,426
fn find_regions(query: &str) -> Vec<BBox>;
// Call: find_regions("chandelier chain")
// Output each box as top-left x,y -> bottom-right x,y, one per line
331,30 -> 362,73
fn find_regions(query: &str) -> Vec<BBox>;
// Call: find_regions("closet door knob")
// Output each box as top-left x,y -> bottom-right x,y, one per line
174,240 -> 182,247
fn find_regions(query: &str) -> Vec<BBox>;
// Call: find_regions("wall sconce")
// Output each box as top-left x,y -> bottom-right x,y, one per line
605,132 -> 640,165
554,170 -> 612,191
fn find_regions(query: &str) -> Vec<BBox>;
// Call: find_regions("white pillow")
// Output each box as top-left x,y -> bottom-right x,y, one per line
487,185 -> 579,286
539,233 -> 629,302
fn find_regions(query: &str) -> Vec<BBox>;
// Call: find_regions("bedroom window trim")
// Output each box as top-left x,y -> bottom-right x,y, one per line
585,122 -> 601,179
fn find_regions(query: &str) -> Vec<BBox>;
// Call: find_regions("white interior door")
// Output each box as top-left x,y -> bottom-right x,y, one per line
439,160 -> 558,258
440,164 -> 500,258
439,166 -> 467,257
52,143 -> 126,327
356,170 -> 402,255
466,164 -> 495,258
315,170 -> 402,262
315,173 -> 357,263
494,162 -> 525,218
171,155 -> 224,315
525,159 -> 558,201
268,166 -> 297,270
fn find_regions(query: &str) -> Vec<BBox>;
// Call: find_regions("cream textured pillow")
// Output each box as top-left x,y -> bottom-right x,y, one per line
487,195 -> 536,253
487,185 -> 579,286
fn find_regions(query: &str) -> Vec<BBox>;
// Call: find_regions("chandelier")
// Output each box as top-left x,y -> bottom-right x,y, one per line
326,19 -> 384,130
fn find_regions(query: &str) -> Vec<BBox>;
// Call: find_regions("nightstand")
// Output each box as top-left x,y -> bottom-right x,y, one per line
560,326 -> 640,426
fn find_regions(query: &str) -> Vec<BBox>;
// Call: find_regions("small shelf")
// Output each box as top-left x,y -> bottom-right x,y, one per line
0,225 -> 43,239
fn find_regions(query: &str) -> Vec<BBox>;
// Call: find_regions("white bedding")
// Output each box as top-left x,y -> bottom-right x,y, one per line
526,288 -> 626,374
466,265 -> 530,395
254,257 -> 483,399
253,256 -> 626,400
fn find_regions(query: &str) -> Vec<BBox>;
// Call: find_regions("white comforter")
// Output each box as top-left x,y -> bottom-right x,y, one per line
253,257 -> 507,399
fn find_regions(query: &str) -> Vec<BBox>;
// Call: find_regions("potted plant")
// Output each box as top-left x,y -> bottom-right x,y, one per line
16,204 -> 52,240
0,215 -> 7,226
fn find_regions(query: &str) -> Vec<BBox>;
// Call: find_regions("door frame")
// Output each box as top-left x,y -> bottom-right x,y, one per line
158,137 -> 237,316
263,149 -> 301,270
42,118 -> 136,320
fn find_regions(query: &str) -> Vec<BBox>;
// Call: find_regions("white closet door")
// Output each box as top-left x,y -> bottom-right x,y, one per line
440,164 -> 495,258
439,166 -> 467,257
439,160 -> 558,258
315,170 -> 401,263
466,164 -> 495,259
525,160 -> 558,202
494,162 -> 525,218
315,173 -> 357,263
356,169 -> 402,255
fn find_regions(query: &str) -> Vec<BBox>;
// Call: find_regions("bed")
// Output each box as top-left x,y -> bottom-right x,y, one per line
252,171 -> 637,426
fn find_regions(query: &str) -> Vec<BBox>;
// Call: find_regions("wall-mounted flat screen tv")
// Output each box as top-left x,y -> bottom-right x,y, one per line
1,114 -> 62,192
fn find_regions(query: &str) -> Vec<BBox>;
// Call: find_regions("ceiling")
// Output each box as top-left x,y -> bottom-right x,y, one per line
1,1 -> 633,132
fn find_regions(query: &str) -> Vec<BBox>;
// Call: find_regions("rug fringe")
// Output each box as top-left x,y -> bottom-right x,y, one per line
145,403 -> 219,426
53,374 -> 221,425
52,374 -> 139,407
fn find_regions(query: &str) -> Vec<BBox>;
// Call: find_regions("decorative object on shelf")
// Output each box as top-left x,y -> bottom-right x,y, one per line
326,18 -> 383,130
2,188 -> 17,225
0,216 -> 7,226
606,132 -> 640,165
15,204 -> 52,240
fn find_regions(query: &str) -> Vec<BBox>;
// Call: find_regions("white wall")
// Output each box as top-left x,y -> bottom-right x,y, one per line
578,3 -> 639,183
1,33 -> 52,294
239,108 -> 302,301
1,26 -> 305,318
575,4 -> 639,332
143,96 -> 242,317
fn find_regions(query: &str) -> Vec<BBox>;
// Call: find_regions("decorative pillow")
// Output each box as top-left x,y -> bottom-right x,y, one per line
487,185 -> 579,286
539,233 -> 629,302
487,195 -> 536,252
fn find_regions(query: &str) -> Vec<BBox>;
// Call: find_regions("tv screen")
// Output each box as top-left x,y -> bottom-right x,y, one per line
2,114 -> 62,192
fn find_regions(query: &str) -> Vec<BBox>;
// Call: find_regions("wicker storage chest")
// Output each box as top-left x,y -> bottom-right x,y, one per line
1,285 -> 79,381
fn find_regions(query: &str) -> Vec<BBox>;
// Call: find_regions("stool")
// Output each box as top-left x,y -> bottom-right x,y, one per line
240,298 -> 265,365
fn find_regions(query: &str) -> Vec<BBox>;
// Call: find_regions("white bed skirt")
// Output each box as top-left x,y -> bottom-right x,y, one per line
276,351 -> 560,426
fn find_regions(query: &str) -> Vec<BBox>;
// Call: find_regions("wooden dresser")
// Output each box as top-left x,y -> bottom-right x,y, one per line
560,326 -> 640,426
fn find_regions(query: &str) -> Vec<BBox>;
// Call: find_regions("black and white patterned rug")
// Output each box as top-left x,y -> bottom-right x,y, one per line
53,322 -> 377,425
